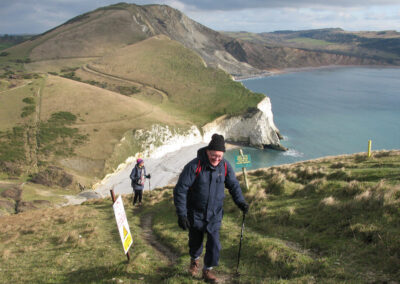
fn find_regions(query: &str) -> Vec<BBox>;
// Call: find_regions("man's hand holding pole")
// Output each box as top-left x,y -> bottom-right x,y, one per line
238,201 -> 249,214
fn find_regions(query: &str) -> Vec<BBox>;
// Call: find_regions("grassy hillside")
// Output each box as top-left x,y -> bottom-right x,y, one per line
1,150 -> 399,283
0,35 -> 33,51
90,35 -> 264,125
0,73 -> 185,187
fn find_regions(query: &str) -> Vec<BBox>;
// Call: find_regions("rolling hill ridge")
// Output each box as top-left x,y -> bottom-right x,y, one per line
5,3 -> 398,78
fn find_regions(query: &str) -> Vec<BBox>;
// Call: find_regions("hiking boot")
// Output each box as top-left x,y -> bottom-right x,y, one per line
202,269 -> 218,283
189,259 -> 200,277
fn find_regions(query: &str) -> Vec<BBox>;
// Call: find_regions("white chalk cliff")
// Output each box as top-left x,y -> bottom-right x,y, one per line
131,96 -> 284,156
203,97 -> 284,149
131,124 -> 203,159
122,97 -> 283,160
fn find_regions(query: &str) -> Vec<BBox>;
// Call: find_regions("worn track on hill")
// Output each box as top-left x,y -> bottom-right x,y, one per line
0,80 -> 31,94
83,64 -> 169,103
139,213 -> 178,265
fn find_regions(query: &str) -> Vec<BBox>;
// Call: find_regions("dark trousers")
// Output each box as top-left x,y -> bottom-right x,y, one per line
133,189 -> 143,204
189,227 -> 221,268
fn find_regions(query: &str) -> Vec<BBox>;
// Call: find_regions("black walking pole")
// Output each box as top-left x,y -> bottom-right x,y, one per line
148,176 -> 152,199
236,212 -> 246,276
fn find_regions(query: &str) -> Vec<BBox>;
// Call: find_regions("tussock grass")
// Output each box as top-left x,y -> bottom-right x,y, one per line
1,150 -> 400,283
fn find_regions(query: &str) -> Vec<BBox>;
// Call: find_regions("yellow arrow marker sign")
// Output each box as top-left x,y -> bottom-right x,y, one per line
123,226 -> 128,239
124,233 -> 132,252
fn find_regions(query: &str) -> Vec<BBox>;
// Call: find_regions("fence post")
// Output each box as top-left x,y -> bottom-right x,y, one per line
367,140 -> 372,158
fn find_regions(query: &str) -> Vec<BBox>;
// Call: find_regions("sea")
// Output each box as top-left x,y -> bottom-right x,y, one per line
224,67 -> 400,170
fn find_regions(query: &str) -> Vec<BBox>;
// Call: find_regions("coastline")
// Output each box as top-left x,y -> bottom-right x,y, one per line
233,64 -> 400,81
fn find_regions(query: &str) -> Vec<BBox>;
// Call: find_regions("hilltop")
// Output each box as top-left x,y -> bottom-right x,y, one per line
3,4 -> 399,79
1,150 -> 399,282
1,3 -> 260,78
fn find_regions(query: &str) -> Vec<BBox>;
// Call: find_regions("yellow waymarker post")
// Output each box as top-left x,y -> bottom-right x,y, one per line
367,140 -> 372,157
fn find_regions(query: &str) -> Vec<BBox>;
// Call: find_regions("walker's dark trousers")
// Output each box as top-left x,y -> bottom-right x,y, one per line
133,189 -> 143,204
189,227 -> 221,267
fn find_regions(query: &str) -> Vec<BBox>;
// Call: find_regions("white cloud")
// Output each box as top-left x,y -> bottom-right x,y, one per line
0,0 -> 399,34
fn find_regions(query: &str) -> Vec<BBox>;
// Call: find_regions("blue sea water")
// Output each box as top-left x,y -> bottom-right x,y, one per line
225,67 -> 400,170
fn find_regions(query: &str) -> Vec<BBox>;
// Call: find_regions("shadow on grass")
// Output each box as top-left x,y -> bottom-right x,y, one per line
63,262 -> 180,283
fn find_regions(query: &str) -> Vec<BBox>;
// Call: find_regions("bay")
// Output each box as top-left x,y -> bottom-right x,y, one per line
225,67 -> 400,170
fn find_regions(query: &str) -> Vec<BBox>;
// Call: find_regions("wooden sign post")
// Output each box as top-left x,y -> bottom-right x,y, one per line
235,149 -> 252,191
110,189 -> 132,262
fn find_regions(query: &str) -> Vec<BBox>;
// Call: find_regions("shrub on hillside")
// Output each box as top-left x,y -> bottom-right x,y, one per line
30,166 -> 74,188
0,127 -> 25,164
22,97 -> 35,104
117,85 -> 140,95
48,111 -> 77,124
21,105 -> 35,117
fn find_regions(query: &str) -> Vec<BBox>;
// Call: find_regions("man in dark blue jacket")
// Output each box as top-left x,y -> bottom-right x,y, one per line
174,134 -> 249,283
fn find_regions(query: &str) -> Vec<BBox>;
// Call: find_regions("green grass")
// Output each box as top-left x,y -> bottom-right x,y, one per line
0,79 -> 39,128
0,44 -> 14,51
286,37 -> 333,47
94,36 -> 265,126
21,183 -> 71,204
0,126 -> 26,162
1,150 -> 400,282
0,106 -> 88,177
152,151 -> 400,282
0,197 -> 174,283
37,124 -> 86,156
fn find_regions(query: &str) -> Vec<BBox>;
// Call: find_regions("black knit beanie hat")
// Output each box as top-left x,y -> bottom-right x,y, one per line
207,133 -> 226,152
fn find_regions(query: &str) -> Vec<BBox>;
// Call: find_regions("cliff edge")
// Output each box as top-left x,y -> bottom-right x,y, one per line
203,97 -> 285,150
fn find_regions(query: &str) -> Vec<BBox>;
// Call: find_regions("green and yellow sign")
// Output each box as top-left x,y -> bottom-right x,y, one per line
235,154 -> 252,168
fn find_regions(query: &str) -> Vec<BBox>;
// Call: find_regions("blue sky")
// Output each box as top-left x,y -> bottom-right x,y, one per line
0,0 -> 399,34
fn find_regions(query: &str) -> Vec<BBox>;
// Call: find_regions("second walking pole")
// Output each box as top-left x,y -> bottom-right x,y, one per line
236,212 -> 246,275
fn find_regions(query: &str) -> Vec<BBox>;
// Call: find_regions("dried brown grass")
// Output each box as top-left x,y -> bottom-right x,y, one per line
265,172 -> 287,195
343,180 -> 363,196
1,249 -> 13,260
56,229 -> 80,245
303,178 -> 327,194
320,196 -> 338,206
383,185 -> 400,205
